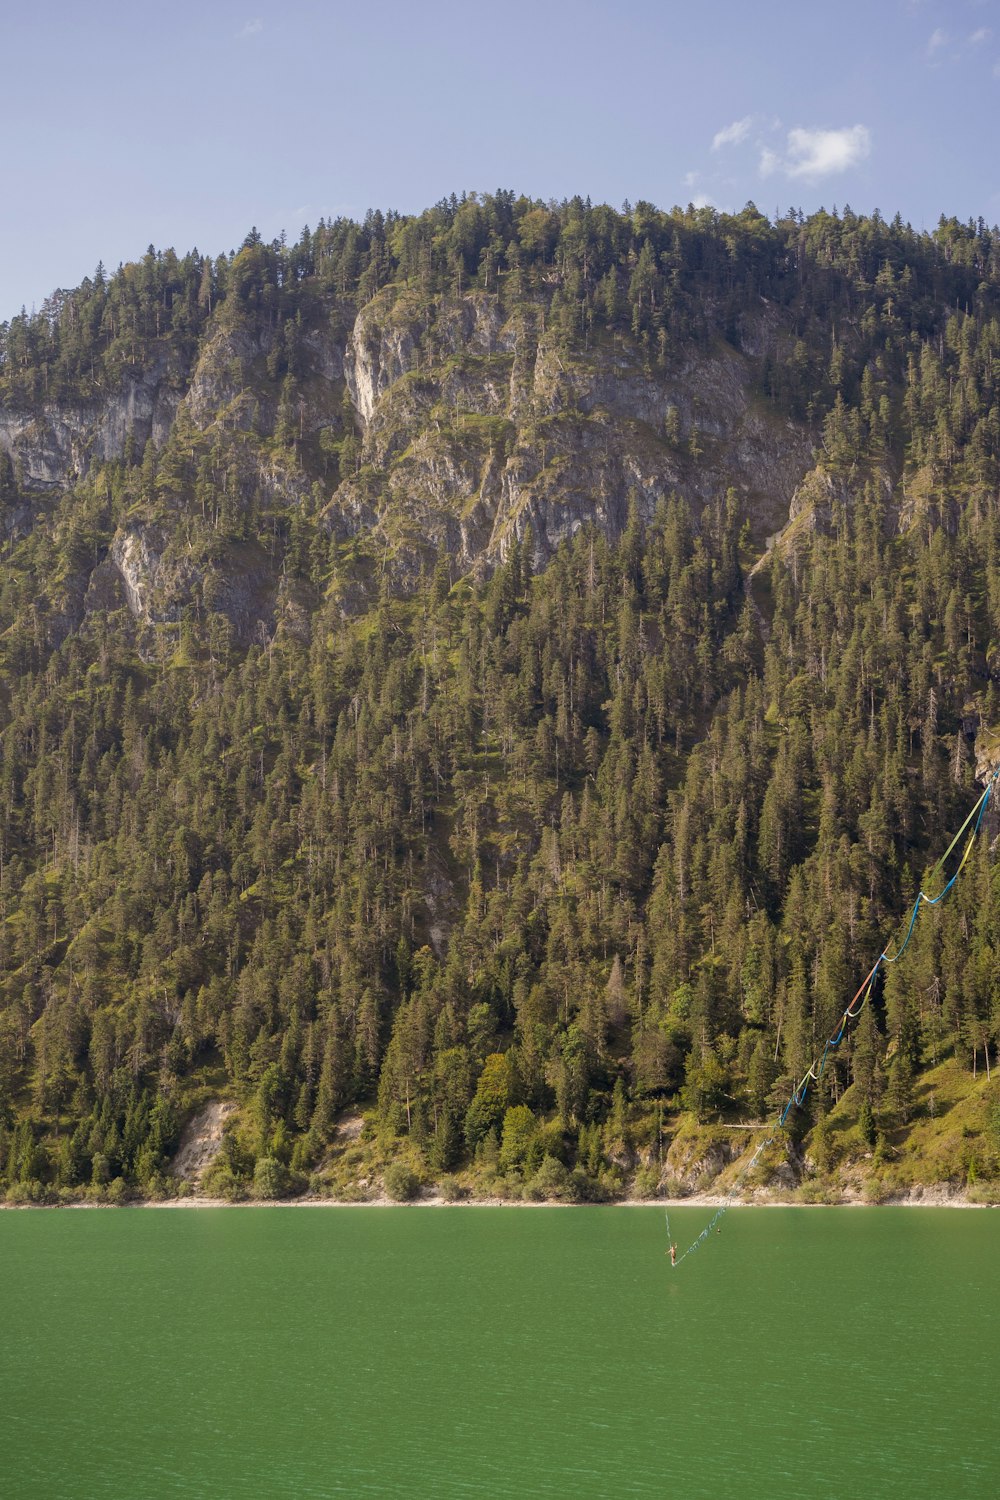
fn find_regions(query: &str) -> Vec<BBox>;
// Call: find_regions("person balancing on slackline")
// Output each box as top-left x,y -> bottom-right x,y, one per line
669,1243 -> 677,1266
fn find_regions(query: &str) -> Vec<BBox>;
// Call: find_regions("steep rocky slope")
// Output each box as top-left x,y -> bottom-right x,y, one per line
2,283 -> 816,640
330,289 -> 813,580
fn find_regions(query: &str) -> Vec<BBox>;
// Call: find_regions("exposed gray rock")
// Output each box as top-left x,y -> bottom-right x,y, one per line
346,291 -> 425,425
324,292 -> 816,587
0,358 -> 180,488
3,287 -> 820,616
85,523 -> 277,644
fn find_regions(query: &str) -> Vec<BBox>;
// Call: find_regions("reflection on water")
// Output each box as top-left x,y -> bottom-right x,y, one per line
1,1206 -> 998,1499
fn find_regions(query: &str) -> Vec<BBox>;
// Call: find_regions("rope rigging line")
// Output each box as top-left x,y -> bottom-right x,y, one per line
666,762 -> 1000,1269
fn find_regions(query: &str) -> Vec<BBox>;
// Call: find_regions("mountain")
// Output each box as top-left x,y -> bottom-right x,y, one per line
1,193 -> 999,1206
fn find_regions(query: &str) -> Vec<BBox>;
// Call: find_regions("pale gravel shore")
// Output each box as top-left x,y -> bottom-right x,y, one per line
3,1190 -> 988,1210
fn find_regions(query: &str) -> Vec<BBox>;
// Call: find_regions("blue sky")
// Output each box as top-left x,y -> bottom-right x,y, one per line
1,0 -> 998,322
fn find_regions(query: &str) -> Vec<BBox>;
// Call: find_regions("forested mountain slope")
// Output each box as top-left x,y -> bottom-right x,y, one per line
1,194 -> 999,1204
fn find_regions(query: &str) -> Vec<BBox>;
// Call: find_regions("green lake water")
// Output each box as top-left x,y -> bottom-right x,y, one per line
1,1205 -> 998,1498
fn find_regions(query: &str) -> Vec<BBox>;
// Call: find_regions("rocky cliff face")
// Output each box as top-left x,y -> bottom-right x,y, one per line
332,288 -> 814,581
0,358 -> 179,490
0,284 -> 819,633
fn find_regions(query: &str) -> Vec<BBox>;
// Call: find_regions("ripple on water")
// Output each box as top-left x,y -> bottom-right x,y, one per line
0,1206 -> 998,1499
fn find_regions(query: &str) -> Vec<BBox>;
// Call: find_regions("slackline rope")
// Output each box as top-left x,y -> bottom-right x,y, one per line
666,762 -> 1000,1269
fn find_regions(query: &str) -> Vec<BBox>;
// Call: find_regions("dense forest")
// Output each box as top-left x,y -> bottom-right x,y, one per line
1,192 -> 1000,1205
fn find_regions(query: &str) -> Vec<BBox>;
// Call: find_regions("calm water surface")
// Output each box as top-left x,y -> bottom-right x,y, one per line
1,1205 -> 998,1498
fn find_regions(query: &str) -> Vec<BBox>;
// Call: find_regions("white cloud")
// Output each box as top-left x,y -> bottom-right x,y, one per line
970,28 -> 991,45
925,27 -> 948,56
238,18 -> 263,37
692,194 -> 715,210
683,170 -> 699,188
759,125 -> 871,181
712,116 -> 753,151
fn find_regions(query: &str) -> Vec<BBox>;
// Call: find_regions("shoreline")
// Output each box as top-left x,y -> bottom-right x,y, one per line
3,1190 -> 995,1211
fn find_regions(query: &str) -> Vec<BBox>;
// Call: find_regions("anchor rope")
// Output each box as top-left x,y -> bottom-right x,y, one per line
666,763 -> 999,1269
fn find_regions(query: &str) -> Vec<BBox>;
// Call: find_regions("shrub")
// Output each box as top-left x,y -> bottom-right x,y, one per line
797,1179 -> 838,1205
5,1179 -> 48,1206
862,1172 -> 887,1204
526,1154 -> 575,1202
474,1171 -> 506,1200
202,1161 -> 247,1202
331,1180 -> 367,1203
383,1161 -> 420,1201
632,1162 -> 662,1199
966,1180 -> 1000,1206
252,1156 -> 289,1200
144,1172 -> 169,1202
